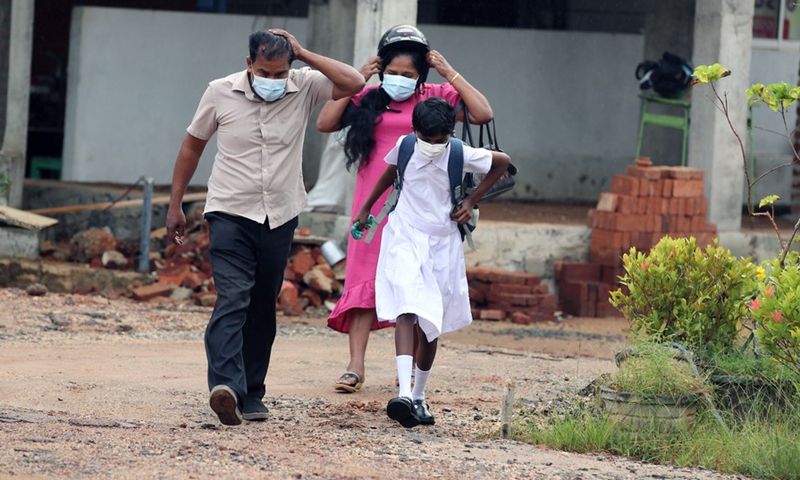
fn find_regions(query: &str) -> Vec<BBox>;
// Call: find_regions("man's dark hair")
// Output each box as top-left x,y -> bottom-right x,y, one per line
249,31 -> 294,64
412,97 -> 456,137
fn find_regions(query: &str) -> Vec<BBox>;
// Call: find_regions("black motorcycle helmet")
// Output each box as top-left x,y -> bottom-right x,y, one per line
377,25 -> 431,87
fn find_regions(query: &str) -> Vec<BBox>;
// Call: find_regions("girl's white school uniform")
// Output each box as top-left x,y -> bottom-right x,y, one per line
375,135 -> 492,342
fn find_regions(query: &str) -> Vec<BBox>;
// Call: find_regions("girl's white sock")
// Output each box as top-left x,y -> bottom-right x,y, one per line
396,355 -> 413,398
411,366 -> 431,401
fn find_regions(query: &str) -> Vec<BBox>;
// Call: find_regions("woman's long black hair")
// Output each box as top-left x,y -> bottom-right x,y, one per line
340,45 -> 429,171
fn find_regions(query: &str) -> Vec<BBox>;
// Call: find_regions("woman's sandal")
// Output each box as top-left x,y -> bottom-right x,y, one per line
334,372 -> 363,393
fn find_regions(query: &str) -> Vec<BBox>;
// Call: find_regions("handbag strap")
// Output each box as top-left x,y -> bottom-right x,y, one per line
455,100 -> 476,147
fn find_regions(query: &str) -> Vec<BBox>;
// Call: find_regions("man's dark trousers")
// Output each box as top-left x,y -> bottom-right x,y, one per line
204,211 -> 298,404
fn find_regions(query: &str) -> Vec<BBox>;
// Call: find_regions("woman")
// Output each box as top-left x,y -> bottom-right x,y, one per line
317,25 -> 493,393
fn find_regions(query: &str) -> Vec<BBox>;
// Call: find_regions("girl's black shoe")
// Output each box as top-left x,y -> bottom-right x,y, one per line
387,396 -> 420,428
412,399 -> 435,425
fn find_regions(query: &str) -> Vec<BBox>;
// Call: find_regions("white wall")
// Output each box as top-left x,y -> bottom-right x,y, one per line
422,25 -> 645,201
62,7 -> 646,203
745,46 -> 800,207
62,7 -> 307,187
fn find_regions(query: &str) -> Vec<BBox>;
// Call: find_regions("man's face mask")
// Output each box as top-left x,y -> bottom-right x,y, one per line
252,74 -> 287,102
417,138 -> 449,159
381,74 -> 417,102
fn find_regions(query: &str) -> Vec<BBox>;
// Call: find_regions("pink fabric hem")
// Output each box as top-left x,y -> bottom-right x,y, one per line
327,280 -> 394,333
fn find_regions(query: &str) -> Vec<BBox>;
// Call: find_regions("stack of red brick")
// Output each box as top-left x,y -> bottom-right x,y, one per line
125,225 -> 344,314
467,266 -> 558,325
557,161 -> 718,318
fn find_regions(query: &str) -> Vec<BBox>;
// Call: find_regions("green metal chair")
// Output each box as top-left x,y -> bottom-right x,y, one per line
29,156 -> 63,179
635,93 -> 691,166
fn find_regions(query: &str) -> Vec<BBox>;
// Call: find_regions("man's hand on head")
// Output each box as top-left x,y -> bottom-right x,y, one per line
268,29 -> 304,61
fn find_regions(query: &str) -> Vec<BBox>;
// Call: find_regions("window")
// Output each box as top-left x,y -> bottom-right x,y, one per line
753,0 -> 800,41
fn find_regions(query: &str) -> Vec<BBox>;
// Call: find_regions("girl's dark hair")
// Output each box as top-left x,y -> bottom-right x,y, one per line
412,97 -> 456,137
341,45 -> 429,171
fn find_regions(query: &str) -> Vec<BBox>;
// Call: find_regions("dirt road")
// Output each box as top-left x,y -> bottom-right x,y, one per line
0,288 -> 749,479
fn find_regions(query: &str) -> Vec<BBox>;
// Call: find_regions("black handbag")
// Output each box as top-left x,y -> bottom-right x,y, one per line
457,101 -> 518,201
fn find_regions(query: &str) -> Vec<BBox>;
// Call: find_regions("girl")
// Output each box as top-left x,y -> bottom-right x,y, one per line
352,97 -> 511,427
316,25 -> 493,394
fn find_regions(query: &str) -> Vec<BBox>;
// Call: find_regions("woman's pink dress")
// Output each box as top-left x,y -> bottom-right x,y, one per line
327,83 -> 461,333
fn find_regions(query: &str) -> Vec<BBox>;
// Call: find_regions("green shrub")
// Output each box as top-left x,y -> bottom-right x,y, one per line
749,257 -> 800,378
609,236 -> 758,353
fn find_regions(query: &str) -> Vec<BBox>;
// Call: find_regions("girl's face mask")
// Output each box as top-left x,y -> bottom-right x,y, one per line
381,74 -> 417,102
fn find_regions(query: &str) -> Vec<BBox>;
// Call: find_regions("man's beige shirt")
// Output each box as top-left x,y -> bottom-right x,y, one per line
187,67 -> 333,228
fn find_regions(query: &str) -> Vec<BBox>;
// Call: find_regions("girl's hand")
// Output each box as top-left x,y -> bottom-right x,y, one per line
427,50 -> 457,83
360,56 -> 382,82
350,211 -> 374,240
450,197 -> 476,225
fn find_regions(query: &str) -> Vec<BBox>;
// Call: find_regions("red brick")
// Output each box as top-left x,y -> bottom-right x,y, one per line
590,247 -> 624,266
666,167 -> 704,180
132,283 -> 175,301
611,175 -> 639,196
636,197 -> 648,214
662,179 -> 674,197
479,309 -> 507,321
556,263 -> 601,282
626,165 -> 667,180
489,283 -> 535,295
691,215 -> 705,232
533,284 -> 551,294
672,179 -> 704,198
614,213 -> 648,232
600,265 -> 624,285
509,312 -> 533,325
469,286 -> 487,304
588,210 -> 612,229
595,300 -> 624,318
639,179 -> 659,197
591,229 -> 623,250
596,192 -> 619,212
486,292 -> 537,307
278,281 -> 300,313
157,263 -> 192,286
301,289 -> 323,307
617,195 -> 637,215
291,249 -> 315,276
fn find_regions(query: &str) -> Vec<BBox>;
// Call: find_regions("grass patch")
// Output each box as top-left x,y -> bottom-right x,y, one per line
515,395 -> 800,480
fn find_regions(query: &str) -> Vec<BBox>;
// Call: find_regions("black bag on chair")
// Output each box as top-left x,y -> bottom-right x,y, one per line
457,101 -> 518,201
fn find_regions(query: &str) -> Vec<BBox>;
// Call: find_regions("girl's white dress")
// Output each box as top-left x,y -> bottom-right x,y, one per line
375,136 -> 492,341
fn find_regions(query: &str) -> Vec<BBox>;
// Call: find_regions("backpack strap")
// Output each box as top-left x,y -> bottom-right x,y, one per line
448,138 -> 477,250
364,134 -> 416,244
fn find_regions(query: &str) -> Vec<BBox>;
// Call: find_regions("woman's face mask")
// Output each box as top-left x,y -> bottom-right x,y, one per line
417,138 -> 449,159
252,74 -> 287,102
381,74 -> 417,102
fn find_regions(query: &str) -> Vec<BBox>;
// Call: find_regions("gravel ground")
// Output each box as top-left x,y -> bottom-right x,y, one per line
0,288 -> 751,480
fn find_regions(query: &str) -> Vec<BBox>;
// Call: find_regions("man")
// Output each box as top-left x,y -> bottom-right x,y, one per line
166,29 -> 364,426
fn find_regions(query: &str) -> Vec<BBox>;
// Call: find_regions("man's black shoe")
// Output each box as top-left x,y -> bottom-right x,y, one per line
209,385 -> 242,426
242,397 -> 269,421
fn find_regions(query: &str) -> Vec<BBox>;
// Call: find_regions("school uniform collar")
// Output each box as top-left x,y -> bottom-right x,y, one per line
413,143 -> 450,173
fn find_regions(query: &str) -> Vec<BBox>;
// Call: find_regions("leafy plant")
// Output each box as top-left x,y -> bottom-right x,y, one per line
748,256 -> 800,379
692,66 -> 800,267
610,236 -> 758,352
693,66 -> 800,377
0,171 -> 10,195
